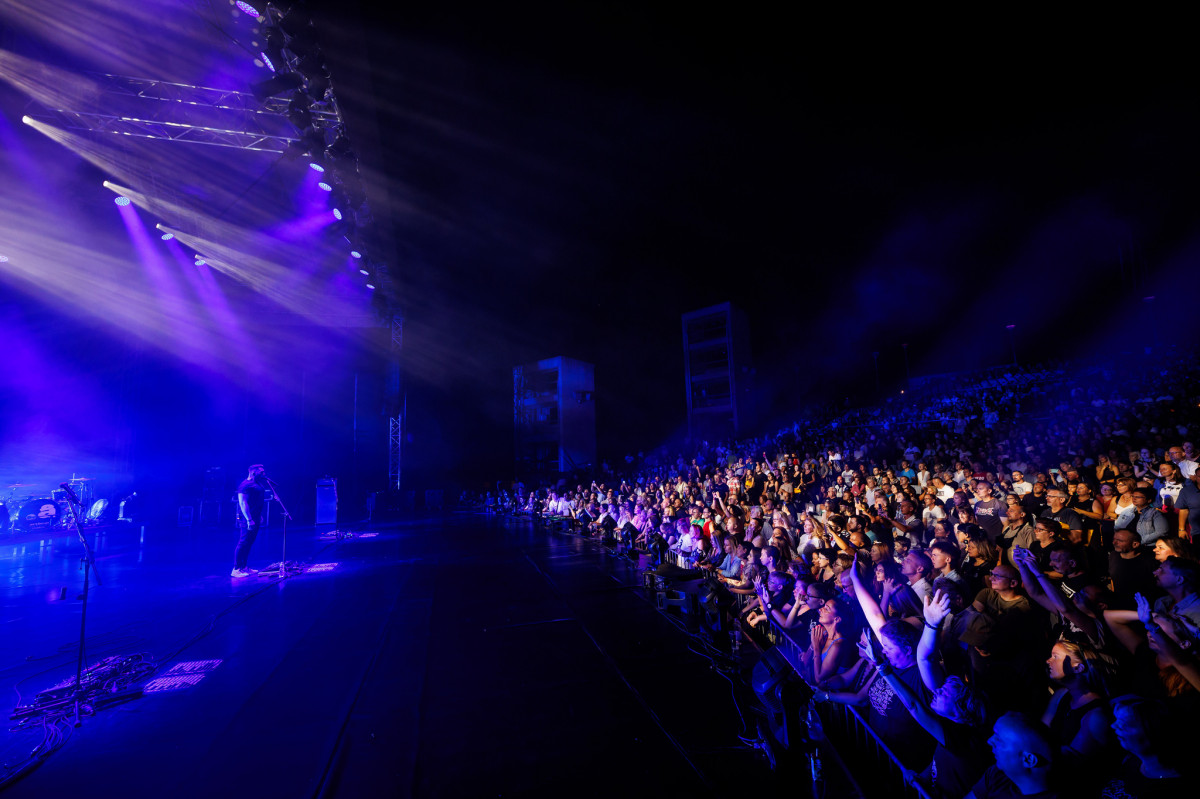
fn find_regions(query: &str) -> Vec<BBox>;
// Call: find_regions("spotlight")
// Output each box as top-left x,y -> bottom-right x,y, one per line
282,14 -> 320,58
326,133 -> 354,164
317,182 -> 332,191
278,5 -> 313,37
114,196 -> 131,206
332,208 -> 343,220
195,259 -> 207,266
365,283 -> 375,290
161,233 -> 174,241
285,127 -> 326,161
235,1 -> 261,16
260,28 -> 285,73
296,53 -> 330,101
250,70 -> 302,101
359,268 -> 369,275
309,162 -> 325,173
0,255 -> 9,262
350,250 -> 362,259
286,93 -> 312,129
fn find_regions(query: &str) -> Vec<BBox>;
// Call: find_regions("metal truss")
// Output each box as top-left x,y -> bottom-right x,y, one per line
390,315 -> 403,352
23,107 -> 298,152
93,74 -> 341,125
22,73 -> 341,153
388,414 -> 402,492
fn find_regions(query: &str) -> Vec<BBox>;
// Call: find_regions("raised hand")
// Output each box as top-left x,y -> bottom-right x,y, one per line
1135,592 -> 1154,626
923,590 -> 952,627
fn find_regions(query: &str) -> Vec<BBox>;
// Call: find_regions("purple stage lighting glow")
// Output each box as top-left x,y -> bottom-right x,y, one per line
350,250 -> 362,259
332,208 -> 343,220
318,182 -> 332,191
161,233 -> 174,241
309,162 -> 324,172
260,52 -> 276,72
167,659 -> 224,674
235,1 -> 261,16
114,196 -> 131,206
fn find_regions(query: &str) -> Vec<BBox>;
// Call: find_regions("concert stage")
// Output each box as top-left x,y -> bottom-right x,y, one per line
1,513 -> 766,797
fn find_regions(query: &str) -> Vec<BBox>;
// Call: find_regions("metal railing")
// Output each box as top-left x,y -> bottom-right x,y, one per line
767,619 -> 934,799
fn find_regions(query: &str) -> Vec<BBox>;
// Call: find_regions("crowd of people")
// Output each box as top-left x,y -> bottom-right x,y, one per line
475,355 -> 1200,797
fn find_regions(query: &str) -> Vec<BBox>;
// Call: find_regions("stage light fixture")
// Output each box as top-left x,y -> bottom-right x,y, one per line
309,162 -> 325,172
278,5 -> 313,37
235,1 -> 261,16
260,28 -> 285,73
195,258 -> 207,265
285,126 -> 326,161
326,133 -> 354,163
286,92 -> 313,129
114,196 -> 131,206
350,250 -> 362,259
297,53 -> 330,101
251,70 -> 302,101
161,233 -> 174,241
0,255 -> 9,262
365,283 -> 375,290
318,182 -> 332,191
332,208 -> 343,220
359,268 -> 369,275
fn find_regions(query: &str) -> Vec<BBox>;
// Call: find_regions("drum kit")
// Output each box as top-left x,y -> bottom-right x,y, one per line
0,477 -> 96,534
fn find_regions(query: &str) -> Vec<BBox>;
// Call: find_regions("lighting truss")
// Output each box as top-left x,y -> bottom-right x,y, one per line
388,415 -> 402,492
22,74 -> 341,153
93,74 -> 341,125
24,106 -> 299,152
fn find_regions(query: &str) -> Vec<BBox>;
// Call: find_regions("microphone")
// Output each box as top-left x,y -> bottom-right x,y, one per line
60,483 -> 82,505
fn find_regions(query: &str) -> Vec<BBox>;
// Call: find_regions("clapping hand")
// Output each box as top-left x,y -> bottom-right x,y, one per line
1135,592 -> 1154,626
882,576 -> 898,593
923,590 -> 952,628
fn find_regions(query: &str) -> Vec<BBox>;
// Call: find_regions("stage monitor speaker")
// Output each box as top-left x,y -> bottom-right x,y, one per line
316,477 -> 337,524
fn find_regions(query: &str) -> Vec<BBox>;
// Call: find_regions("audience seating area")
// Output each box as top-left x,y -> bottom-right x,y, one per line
472,353 -> 1200,797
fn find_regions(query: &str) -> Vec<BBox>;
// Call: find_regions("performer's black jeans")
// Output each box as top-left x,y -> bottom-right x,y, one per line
234,519 -> 259,569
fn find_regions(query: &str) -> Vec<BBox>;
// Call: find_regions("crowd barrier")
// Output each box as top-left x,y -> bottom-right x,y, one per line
534,519 -> 934,796
766,618 -> 934,799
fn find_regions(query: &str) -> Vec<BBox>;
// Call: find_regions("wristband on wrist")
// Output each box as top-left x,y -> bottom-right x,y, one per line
924,620 -> 940,630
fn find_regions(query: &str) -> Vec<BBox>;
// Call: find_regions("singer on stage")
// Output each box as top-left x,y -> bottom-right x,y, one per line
232,464 -> 267,578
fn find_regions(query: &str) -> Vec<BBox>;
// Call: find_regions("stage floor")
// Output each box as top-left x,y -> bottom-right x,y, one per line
0,513 -> 768,797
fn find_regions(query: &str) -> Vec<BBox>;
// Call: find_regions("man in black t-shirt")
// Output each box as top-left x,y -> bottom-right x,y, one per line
1106,529 -> 1157,609
233,464 -> 268,578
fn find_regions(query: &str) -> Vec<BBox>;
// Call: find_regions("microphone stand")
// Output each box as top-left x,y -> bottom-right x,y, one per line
61,484 -> 101,726
258,476 -> 300,578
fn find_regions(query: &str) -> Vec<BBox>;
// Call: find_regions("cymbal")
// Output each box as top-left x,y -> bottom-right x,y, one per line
6,483 -> 34,488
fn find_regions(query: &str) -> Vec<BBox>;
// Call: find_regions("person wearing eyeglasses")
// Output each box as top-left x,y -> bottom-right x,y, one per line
1040,489 -> 1085,545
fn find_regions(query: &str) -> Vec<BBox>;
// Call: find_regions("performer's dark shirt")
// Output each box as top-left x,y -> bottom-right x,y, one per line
237,478 -> 266,521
